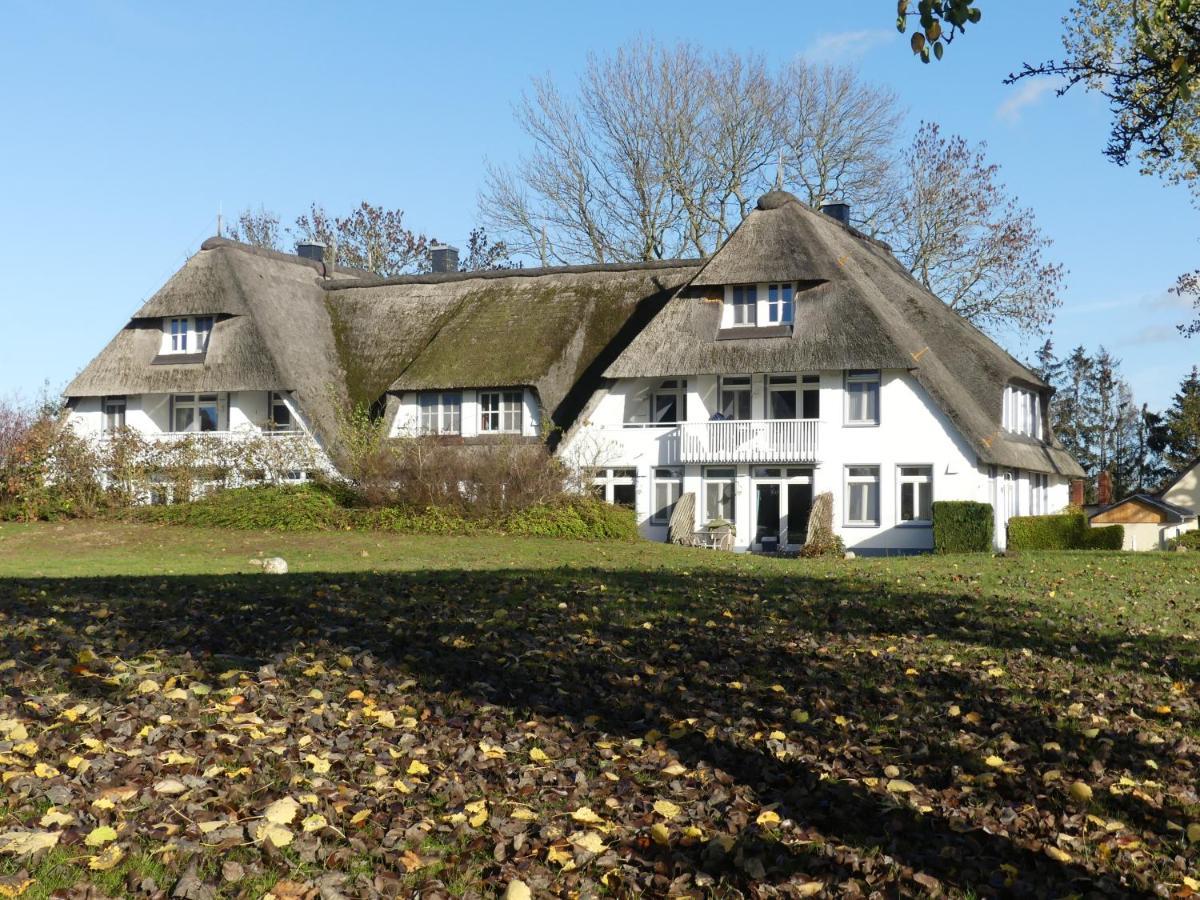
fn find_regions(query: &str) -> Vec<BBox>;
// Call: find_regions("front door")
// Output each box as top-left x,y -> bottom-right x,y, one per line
786,481 -> 814,545
755,484 -> 780,547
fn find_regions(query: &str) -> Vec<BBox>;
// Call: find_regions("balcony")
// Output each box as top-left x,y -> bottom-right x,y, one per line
679,419 -> 819,464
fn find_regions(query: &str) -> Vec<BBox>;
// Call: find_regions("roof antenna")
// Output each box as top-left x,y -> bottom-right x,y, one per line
774,152 -> 785,191
217,202 -> 223,238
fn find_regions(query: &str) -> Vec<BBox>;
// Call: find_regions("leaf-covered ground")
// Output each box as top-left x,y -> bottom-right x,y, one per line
1,523 -> 1199,898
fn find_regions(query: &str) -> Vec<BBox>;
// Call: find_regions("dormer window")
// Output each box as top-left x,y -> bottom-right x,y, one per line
723,283 -> 795,329
162,316 -> 214,355
1002,385 -> 1042,439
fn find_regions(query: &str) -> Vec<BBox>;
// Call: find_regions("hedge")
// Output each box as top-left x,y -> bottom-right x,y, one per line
1167,530 -> 1200,551
130,483 -> 638,541
931,501 -> 994,553
1007,512 -> 1124,551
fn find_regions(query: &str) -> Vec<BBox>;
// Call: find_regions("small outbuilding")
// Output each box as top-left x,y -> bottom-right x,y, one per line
1089,493 -> 1197,551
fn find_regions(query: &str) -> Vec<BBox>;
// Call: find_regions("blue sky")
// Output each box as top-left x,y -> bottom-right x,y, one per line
1,1 -> 1196,410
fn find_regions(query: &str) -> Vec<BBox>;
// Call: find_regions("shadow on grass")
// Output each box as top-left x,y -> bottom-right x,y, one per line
2,565 -> 1187,896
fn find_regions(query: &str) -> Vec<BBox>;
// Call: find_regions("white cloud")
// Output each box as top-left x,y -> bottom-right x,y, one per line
803,29 -> 896,62
996,78 -> 1059,123
1122,324 -> 1183,346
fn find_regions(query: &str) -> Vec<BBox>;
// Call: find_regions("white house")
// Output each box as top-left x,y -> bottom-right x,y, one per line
65,190 -> 1083,551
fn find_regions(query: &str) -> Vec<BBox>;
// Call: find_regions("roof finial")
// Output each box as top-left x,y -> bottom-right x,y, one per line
774,152 -> 785,191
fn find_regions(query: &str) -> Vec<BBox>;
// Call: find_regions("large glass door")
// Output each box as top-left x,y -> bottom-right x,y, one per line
786,481 -> 814,545
753,467 -> 814,550
755,484 -> 780,546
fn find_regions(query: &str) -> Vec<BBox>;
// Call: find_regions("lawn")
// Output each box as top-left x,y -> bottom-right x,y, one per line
1,522 -> 1199,898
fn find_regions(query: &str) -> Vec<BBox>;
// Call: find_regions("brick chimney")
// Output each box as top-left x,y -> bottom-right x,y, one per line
1069,478 -> 1086,508
820,202 -> 850,226
1097,470 -> 1113,507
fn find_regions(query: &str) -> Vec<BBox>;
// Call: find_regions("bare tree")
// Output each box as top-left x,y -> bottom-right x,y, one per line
226,207 -> 283,250
776,62 -> 904,235
293,202 -> 430,276
888,122 -> 1065,336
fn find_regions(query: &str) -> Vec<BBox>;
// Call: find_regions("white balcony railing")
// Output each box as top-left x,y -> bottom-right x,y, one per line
679,419 -> 819,464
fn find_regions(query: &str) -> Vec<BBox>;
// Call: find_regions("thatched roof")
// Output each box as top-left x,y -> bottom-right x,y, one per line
606,191 -> 1083,477
323,262 -> 698,430
67,240 -> 351,456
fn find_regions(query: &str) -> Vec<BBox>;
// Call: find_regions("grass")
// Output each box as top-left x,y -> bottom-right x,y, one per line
0,521 -> 1198,897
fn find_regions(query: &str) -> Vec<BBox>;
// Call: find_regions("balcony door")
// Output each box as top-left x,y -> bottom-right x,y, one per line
752,467 -> 814,551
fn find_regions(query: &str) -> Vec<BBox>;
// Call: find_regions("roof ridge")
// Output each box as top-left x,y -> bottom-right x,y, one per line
321,257 -> 704,291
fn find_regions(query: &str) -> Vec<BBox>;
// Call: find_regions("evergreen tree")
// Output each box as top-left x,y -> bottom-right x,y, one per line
1162,366 -> 1200,471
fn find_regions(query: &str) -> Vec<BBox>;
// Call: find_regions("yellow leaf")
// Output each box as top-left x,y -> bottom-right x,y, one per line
349,809 -> 371,826
768,730 -> 787,741
0,721 -> 28,742
305,754 -> 331,774
88,843 -> 124,871
510,807 -> 538,821
137,679 -> 159,694
256,822 -> 294,847
1187,823 -> 1200,843
546,843 -> 573,866
569,830 -> 607,853
0,830 -> 60,855
649,822 -> 670,845
263,797 -> 299,825
947,704 -> 961,717
1069,781 -> 1093,804
0,877 -> 34,898
375,710 -> 396,728
32,763 -> 59,779
466,800 -> 488,828
11,742 -> 36,758
301,814 -> 327,833
39,809 -> 73,828
407,759 -> 430,776
84,826 -> 117,847
503,880 -> 532,900
790,709 -> 810,724
756,809 -> 781,827
984,756 -> 1005,768
1044,845 -> 1071,863
797,884 -> 824,898
887,779 -> 916,793
653,800 -> 682,820
963,712 -> 983,725
662,762 -> 687,776
571,806 -> 604,825
529,747 -> 550,763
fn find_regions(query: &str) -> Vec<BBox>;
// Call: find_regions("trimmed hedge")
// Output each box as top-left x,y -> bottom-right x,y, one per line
130,484 -> 638,541
1167,530 -> 1200,551
931,501 -> 994,553
1007,512 -> 1124,551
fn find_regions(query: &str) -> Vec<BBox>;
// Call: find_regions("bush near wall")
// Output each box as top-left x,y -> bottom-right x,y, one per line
134,484 -> 638,541
931,501 -> 994,553
1007,513 -> 1124,551
1166,531 -> 1200,551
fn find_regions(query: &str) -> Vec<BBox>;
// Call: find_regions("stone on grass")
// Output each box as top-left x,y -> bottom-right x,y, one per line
262,557 -> 288,575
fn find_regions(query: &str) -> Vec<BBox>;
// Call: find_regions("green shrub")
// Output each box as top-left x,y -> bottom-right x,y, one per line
1007,513 -> 1086,551
1008,513 -> 1125,551
132,484 -> 636,541
1166,530 -> 1200,551
1081,524 -> 1124,550
931,501 -> 994,553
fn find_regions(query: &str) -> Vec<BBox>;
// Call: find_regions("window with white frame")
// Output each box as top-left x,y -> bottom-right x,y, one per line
102,396 -> 126,432
267,391 -> 295,432
703,467 -> 736,523
651,467 -> 683,525
1002,385 -> 1042,438
767,375 -> 797,419
898,465 -> 933,524
171,393 -> 220,432
729,285 -> 757,326
418,391 -> 462,435
169,318 -> 188,352
480,390 -> 522,433
801,374 -> 820,418
845,465 -> 880,526
718,376 -> 751,420
194,316 -> 214,352
164,316 -> 216,355
652,379 -> 687,424
592,467 -> 636,508
767,283 -> 794,324
845,370 -> 880,425
1030,472 -> 1050,514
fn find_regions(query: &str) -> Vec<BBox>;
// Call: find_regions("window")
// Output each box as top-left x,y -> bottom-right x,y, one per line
172,394 -> 219,433
169,318 -> 188,352
480,390 -> 522,433
730,285 -> 757,326
845,465 -> 880,526
1030,472 -> 1050,514
418,391 -> 462,435
898,465 -> 933,524
652,379 -> 687,424
102,396 -> 126,432
767,283 -> 794,324
718,376 -> 751,420
194,317 -> 214,352
768,375 -> 797,419
802,374 -> 820,418
651,467 -> 683,525
1002,385 -> 1042,438
267,391 -> 294,432
845,370 -> 880,425
592,467 -> 636,508
703,467 -> 736,523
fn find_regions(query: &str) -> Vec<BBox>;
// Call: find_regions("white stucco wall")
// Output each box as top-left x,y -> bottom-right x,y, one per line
1163,463 -> 1200,514
562,370 -> 1070,553
67,391 -> 308,438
